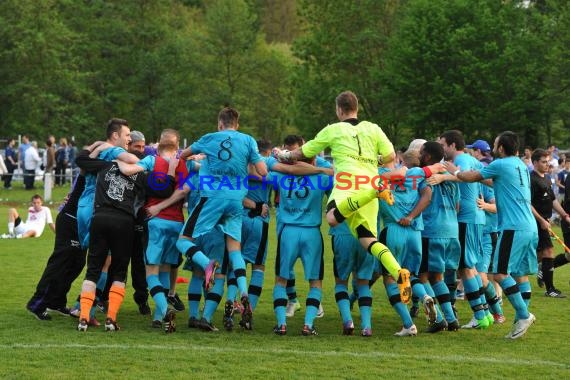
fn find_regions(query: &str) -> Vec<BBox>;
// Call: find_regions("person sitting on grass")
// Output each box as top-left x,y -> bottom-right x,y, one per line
2,194 -> 55,239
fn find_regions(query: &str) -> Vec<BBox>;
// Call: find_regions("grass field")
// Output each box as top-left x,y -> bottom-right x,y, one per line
1,183 -> 569,379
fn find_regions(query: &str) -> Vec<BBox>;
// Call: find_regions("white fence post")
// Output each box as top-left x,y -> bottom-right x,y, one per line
44,173 -> 52,201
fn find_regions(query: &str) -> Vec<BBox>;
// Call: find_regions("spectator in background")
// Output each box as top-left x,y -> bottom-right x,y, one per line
3,138 -> 17,189
18,135 -> 30,169
44,138 -> 56,183
556,158 -> 570,204
523,147 -> 534,172
55,138 -> 70,186
466,139 -> 493,166
547,144 -> 559,170
24,141 -> 41,190
68,140 -> 78,183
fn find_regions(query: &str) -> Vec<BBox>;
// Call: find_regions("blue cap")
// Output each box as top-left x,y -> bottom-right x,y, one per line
466,139 -> 490,152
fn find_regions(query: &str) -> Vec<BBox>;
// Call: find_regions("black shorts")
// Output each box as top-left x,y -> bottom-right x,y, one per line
536,222 -> 553,251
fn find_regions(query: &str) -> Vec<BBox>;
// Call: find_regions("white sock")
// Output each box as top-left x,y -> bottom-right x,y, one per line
8,222 -> 14,235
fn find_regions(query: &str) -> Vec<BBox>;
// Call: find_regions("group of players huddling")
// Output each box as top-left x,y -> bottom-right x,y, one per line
27,91 -> 541,339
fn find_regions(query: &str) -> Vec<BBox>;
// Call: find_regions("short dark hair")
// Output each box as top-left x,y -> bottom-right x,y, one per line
336,91 -> 358,114
257,139 -> 272,154
283,135 -> 300,147
439,130 -> 465,151
422,141 -> 444,164
106,118 -> 128,139
531,148 -> 549,164
218,107 -> 239,129
31,194 -> 42,202
497,131 -> 519,157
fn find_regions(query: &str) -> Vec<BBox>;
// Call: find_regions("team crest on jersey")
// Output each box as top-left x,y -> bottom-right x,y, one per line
105,166 -> 136,201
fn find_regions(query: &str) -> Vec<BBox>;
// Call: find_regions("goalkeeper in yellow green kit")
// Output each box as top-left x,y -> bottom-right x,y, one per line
274,91 -> 419,303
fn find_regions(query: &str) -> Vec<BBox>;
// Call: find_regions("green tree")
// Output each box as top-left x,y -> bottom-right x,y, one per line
0,0 -> 95,141
380,0 -> 553,147
291,0 -> 404,143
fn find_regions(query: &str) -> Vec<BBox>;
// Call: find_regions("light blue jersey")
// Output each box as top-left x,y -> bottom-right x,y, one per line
378,167 -> 427,231
454,153 -> 485,225
481,185 -> 498,234
185,160 -> 201,213
480,156 -> 537,232
422,179 -> 460,238
136,155 -> 156,171
267,155 -> 332,171
273,172 -> 331,227
190,130 -> 262,200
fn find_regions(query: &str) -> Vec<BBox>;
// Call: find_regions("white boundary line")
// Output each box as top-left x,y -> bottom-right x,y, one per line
1,343 -> 568,368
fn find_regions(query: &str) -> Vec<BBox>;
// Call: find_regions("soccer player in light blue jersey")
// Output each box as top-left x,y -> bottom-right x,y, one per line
446,131 -> 538,339
377,152 -> 436,336
476,184 -> 506,323
223,140 -> 272,330
331,220 -> 375,336
419,142 -> 461,332
272,165 -> 332,336
124,129 -> 188,333
267,135 -> 333,318
437,130 -> 491,329
176,107 -> 267,330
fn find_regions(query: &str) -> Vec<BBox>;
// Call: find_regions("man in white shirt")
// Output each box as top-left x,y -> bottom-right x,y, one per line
24,141 -> 42,190
2,194 -> 55,238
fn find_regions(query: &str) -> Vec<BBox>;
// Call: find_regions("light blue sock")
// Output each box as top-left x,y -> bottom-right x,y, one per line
500,277 -> 529,321
463,276 -> 485,320
188,274 -> 203,319
226,271 -> 238,303
228,250 -> 248,295
273,284 -> 287,326
304,287 -> 322,328
518,281 -> 531,308
248,269 -> 264,311
411,276 -> 427,300
432,280 -> 456,322
203,278 -> 224,322
176,238 -> 210,269
423,281 -> 444,322
334,284 -> 352,323
147,274 -> 168,321
386,282 -> 413,328
357,284 -> 372,330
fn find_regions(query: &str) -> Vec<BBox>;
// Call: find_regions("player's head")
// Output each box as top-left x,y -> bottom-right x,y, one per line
128,130 -> 146,157
335,91 -> 358,120
531,148 -> 549,174
218,107 -> 239,130
438,130 -> 465,159
31,194 -> 43,210
256,139 -> 272,156
106,118 -> 130,150
283,135 -> 301,150
494,131 -> 519,158
420,141 -> 444,167
158,129 -> 180,153
402,149 -> 420,168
